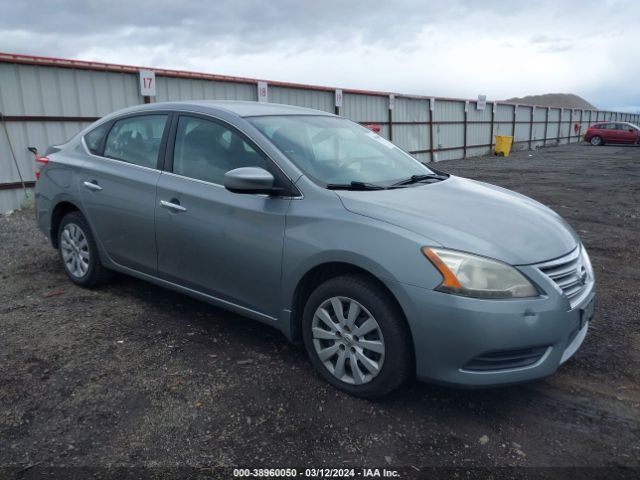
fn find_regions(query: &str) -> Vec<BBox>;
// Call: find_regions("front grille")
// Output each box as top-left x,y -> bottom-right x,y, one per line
463,347 -> 548,372
536,248 -> 589,308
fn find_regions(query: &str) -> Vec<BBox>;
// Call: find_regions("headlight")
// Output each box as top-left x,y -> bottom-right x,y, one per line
581,244 -> 594,280
422,247 -> 538,299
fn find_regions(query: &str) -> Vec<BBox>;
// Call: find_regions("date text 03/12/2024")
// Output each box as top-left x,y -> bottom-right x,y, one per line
233,468 -> 401,478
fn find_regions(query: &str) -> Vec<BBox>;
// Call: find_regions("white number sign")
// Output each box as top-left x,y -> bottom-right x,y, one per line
335,89 -> 343,108
257,81 -> 268,103
139,70 -> 156,96
477,94 -> 487,111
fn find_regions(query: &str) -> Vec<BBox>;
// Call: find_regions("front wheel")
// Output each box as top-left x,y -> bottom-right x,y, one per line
590,136 -> 603,146
302,275 -> 412,398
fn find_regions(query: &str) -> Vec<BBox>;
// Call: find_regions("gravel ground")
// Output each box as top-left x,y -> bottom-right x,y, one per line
1,143 -> 639,478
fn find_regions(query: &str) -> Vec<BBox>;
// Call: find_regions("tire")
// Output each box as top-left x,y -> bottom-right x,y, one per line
590,136 -> 603,146
57,211 -> 112,287
302,275 -> 412,398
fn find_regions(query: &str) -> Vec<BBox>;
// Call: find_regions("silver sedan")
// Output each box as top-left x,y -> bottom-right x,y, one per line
34,101 -> 595,397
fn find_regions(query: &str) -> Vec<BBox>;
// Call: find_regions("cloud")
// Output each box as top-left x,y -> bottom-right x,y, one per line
1,0 -> 639,111
1,0 -> 449,49
538,44 -> 574,53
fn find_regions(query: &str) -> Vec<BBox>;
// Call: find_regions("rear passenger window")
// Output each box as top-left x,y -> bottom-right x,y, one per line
84,123 -> 110,155
104,115 -> 168,168
172,116 -> 269,184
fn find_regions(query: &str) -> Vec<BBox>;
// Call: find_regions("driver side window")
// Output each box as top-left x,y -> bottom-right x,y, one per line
173,116 -> 269,184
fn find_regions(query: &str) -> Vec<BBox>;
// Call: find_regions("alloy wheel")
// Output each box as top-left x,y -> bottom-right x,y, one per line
60,223 -> 90,278
311,296 -> 385,385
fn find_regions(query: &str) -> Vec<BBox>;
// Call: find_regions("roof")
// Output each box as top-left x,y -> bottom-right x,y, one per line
188,100 -> 332,117
122,100 -> 333,118
591,120 -> 638,127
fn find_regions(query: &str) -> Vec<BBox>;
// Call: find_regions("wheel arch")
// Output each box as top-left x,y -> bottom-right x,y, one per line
287,262 -> 414,360
49,200 -> 83,248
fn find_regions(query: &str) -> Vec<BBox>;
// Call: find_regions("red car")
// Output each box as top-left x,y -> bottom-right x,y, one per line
584,122 -> 640,146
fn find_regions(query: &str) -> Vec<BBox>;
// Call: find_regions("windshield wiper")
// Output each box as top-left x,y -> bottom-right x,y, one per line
391,173 -> 449,187
326,181 -> 385,191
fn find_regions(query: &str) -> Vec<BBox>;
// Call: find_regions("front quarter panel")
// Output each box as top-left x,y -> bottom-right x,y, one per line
281,178 -> 445,323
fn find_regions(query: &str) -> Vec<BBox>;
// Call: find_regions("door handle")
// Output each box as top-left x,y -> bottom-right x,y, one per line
160,199 -> 187,213
83,181 -> 103,191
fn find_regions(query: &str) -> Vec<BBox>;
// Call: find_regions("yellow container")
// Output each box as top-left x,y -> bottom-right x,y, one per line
495,135 -> 513,157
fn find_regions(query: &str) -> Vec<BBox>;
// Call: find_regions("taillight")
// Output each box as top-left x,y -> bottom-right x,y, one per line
35,156 -> 49,180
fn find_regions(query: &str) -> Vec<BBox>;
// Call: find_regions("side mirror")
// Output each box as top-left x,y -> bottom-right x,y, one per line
224,167 -> 279,195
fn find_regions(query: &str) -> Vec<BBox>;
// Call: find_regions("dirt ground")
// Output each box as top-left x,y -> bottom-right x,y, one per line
1,143 -> 639,478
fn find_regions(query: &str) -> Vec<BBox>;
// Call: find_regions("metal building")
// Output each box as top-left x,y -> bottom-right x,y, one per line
1,52 -> 638,213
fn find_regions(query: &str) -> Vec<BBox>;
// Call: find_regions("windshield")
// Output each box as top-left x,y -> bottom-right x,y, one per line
249,115 -> 435,186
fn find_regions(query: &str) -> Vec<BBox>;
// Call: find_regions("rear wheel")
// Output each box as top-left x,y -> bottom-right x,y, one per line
302,275 -> 412,398
590,136 -> 603,146
58,211 -> 112,287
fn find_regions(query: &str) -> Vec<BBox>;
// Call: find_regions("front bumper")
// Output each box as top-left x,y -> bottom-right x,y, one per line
387,275 -> 595,387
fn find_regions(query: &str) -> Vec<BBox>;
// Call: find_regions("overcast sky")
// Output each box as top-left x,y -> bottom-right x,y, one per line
1,0 -> 639,111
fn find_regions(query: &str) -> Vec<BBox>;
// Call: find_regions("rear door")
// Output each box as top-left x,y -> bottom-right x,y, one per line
599,123 -> 619,143
79,113 -> 169,275
154,113 -> 292,318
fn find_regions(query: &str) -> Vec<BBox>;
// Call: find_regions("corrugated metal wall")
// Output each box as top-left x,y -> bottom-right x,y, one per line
1,54 -> 639,213
155,76 -> 257,103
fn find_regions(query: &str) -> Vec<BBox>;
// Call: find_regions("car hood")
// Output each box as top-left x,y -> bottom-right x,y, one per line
335,176 -> 579,265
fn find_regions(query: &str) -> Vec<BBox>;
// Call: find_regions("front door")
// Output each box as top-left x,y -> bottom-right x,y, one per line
617,124 -> 639,144
154,114 -> 291,318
